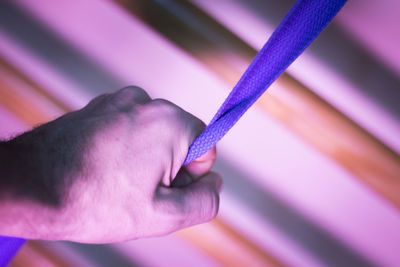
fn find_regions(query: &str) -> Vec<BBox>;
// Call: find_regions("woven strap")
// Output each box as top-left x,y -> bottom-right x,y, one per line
0,0 -> 346,265
184,0 -> 347,164
0,237 -> 25,266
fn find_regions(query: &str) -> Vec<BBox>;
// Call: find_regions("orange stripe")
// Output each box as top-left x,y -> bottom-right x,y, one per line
10,241 -> 75,267
264,75 -> 400,206
0,57 -> 70,114
179,218 -> 285,267
0,75 -> 50,126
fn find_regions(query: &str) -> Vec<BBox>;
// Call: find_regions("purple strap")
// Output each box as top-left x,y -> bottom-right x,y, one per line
184,0 -> 347,164
0,0 -> 346,265
0,237 -> 25,266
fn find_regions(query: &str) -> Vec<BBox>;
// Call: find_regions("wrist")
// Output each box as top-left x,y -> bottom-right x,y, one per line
0,133 -> 67,239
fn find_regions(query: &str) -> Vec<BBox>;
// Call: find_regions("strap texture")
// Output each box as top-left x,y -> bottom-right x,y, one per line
0,0 -> 346,265
184,0 -> 347,164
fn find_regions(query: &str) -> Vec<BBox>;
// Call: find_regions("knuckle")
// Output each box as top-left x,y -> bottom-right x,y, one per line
113,87 -> 134,101
143,99 -> 183,132
149,99 -> 181,117
147,99 -> 203,136
118,86 -> 146,96
110,86 -> 149,111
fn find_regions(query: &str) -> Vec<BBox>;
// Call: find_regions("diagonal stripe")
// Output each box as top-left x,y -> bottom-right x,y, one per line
0,0 -> 347,264
184,0 -> 347,164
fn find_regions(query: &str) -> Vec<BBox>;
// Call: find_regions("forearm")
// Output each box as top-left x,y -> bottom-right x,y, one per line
0,132 -> 47,201
0,138 -> 34,237
0,121 -> 107,241
0,139 -> 27,199
0,132 -> 68,239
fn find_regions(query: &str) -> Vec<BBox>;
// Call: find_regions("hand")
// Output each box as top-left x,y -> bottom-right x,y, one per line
0,86 -> 222,243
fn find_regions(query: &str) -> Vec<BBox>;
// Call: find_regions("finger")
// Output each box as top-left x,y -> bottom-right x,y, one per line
179,172 -> 222,227
159,172 -> 222,230
172,107 -> 207,167
184,146 -> 216,179
145,98 -> 206,146
171,110 -> 206,182
145,99 -> 208,181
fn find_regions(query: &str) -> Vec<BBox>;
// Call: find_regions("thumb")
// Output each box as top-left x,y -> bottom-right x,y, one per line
167,172 -> 223,230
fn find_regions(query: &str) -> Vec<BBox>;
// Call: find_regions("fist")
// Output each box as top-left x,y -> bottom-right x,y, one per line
3,87 -> 222,243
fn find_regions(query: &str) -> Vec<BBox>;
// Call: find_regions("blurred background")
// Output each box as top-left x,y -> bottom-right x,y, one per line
0,0 -> 399,266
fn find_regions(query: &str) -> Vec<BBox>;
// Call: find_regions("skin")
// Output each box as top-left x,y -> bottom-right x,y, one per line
0,86 -> 222,243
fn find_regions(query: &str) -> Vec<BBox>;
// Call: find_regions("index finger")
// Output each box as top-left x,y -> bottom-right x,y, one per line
184,146 -> 216,179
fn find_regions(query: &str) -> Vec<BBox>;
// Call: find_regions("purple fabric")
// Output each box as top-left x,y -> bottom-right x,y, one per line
0,0 -> 346,265
184,0 -> 347,164
0,237 -> 25,267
